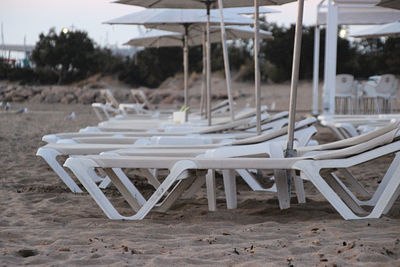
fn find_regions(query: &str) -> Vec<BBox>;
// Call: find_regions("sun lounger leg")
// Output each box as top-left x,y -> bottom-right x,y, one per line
223,169 -> 237,209
140,169 -> 161,188
181,175 -> 206,199
155,176 -> 196,213
368,162 -> 400,218
206,170 -> 217,211
85,167 -> 107,183
330,173 -> 367,206
293,173 -> 306,204
366,153 -> 400,207
299,164 -> 365,219
328,125 -> 346,140
64,158 -> 129,219
321,171 -> 368,215
274,169 -> 291,209
109,168 -> 146,206
270,142 -> 291,209
98,177 -> 111,189
129,160 -> 198,220
37,148 -> 83,193
235,169 -> 276,192
102,106 -> 111,119
65,158 -> 198,220
103,168 -> 143,212
93,106 -> 104,121
330,153 -> 400,209
339,169 -> 371,198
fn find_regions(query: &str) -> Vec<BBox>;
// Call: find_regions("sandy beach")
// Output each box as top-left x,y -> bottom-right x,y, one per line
1,80 -> 400,266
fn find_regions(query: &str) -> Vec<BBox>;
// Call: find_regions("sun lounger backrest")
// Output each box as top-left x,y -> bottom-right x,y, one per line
211,100 -> 229,111
198,112 -> 287,134
298,120 -> 400,154
101,89 -> 119,109
310,128 -> 399,160
214,106 -> 269,125
130,89 -> 154,110
196,117 -> 252,134
237,111 -> 290,131
231,117 -> 316,145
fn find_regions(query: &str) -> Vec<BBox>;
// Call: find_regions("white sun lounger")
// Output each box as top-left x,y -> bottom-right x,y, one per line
64,121 -> 400,220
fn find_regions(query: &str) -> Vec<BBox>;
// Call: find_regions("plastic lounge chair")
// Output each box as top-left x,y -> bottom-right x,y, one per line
64,121 -> 400,220
37,118 -> 316,194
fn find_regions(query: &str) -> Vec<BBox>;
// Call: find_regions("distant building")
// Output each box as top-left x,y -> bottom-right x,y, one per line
0,44 -> 35,67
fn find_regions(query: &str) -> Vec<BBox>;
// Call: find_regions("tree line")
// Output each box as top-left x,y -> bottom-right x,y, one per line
1,25 -> 399,87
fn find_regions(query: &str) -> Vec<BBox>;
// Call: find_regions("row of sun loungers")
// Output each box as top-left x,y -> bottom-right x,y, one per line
37,98 -> 400,221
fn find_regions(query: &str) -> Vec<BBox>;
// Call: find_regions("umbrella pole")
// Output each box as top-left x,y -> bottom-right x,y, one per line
183,24 -> 189,112
254,0 -> 261,135
206,2 -> 212,126
286,0 -> 305,155
200,28 -> 207,117
312,25 -> 320,116
217,0 -> 235,122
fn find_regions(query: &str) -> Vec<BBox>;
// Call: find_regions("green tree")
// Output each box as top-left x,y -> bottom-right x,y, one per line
31,28 -> 97,84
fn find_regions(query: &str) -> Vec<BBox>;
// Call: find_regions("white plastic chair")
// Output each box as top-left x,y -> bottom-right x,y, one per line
335,74 -> 358,114
361,74 -> 399,114
374,74 -> 398,113
361,80 -> 380,114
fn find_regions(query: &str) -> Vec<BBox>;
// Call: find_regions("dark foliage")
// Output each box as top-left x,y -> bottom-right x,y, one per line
1,24 -> 400,87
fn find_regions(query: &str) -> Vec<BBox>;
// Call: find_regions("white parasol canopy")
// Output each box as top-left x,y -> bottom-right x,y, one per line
351,20 -> 400,38
124,26 -> 273,47
105,9 -> 255,26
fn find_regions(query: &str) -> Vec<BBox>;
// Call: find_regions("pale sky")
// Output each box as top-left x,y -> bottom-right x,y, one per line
0,0 -> 322,47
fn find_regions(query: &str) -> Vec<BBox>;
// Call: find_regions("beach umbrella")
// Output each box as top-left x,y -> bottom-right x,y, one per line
351,20 -> 400,38
378,0 -> 400,10
124,26 -> 273,115
115,0 -> 294,129
285,0 -> 305,158
105,9 -> 254,117
133,25 -> 273,45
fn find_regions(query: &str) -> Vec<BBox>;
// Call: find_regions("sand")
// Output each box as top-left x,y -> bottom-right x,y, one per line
1,81 -> 400,266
